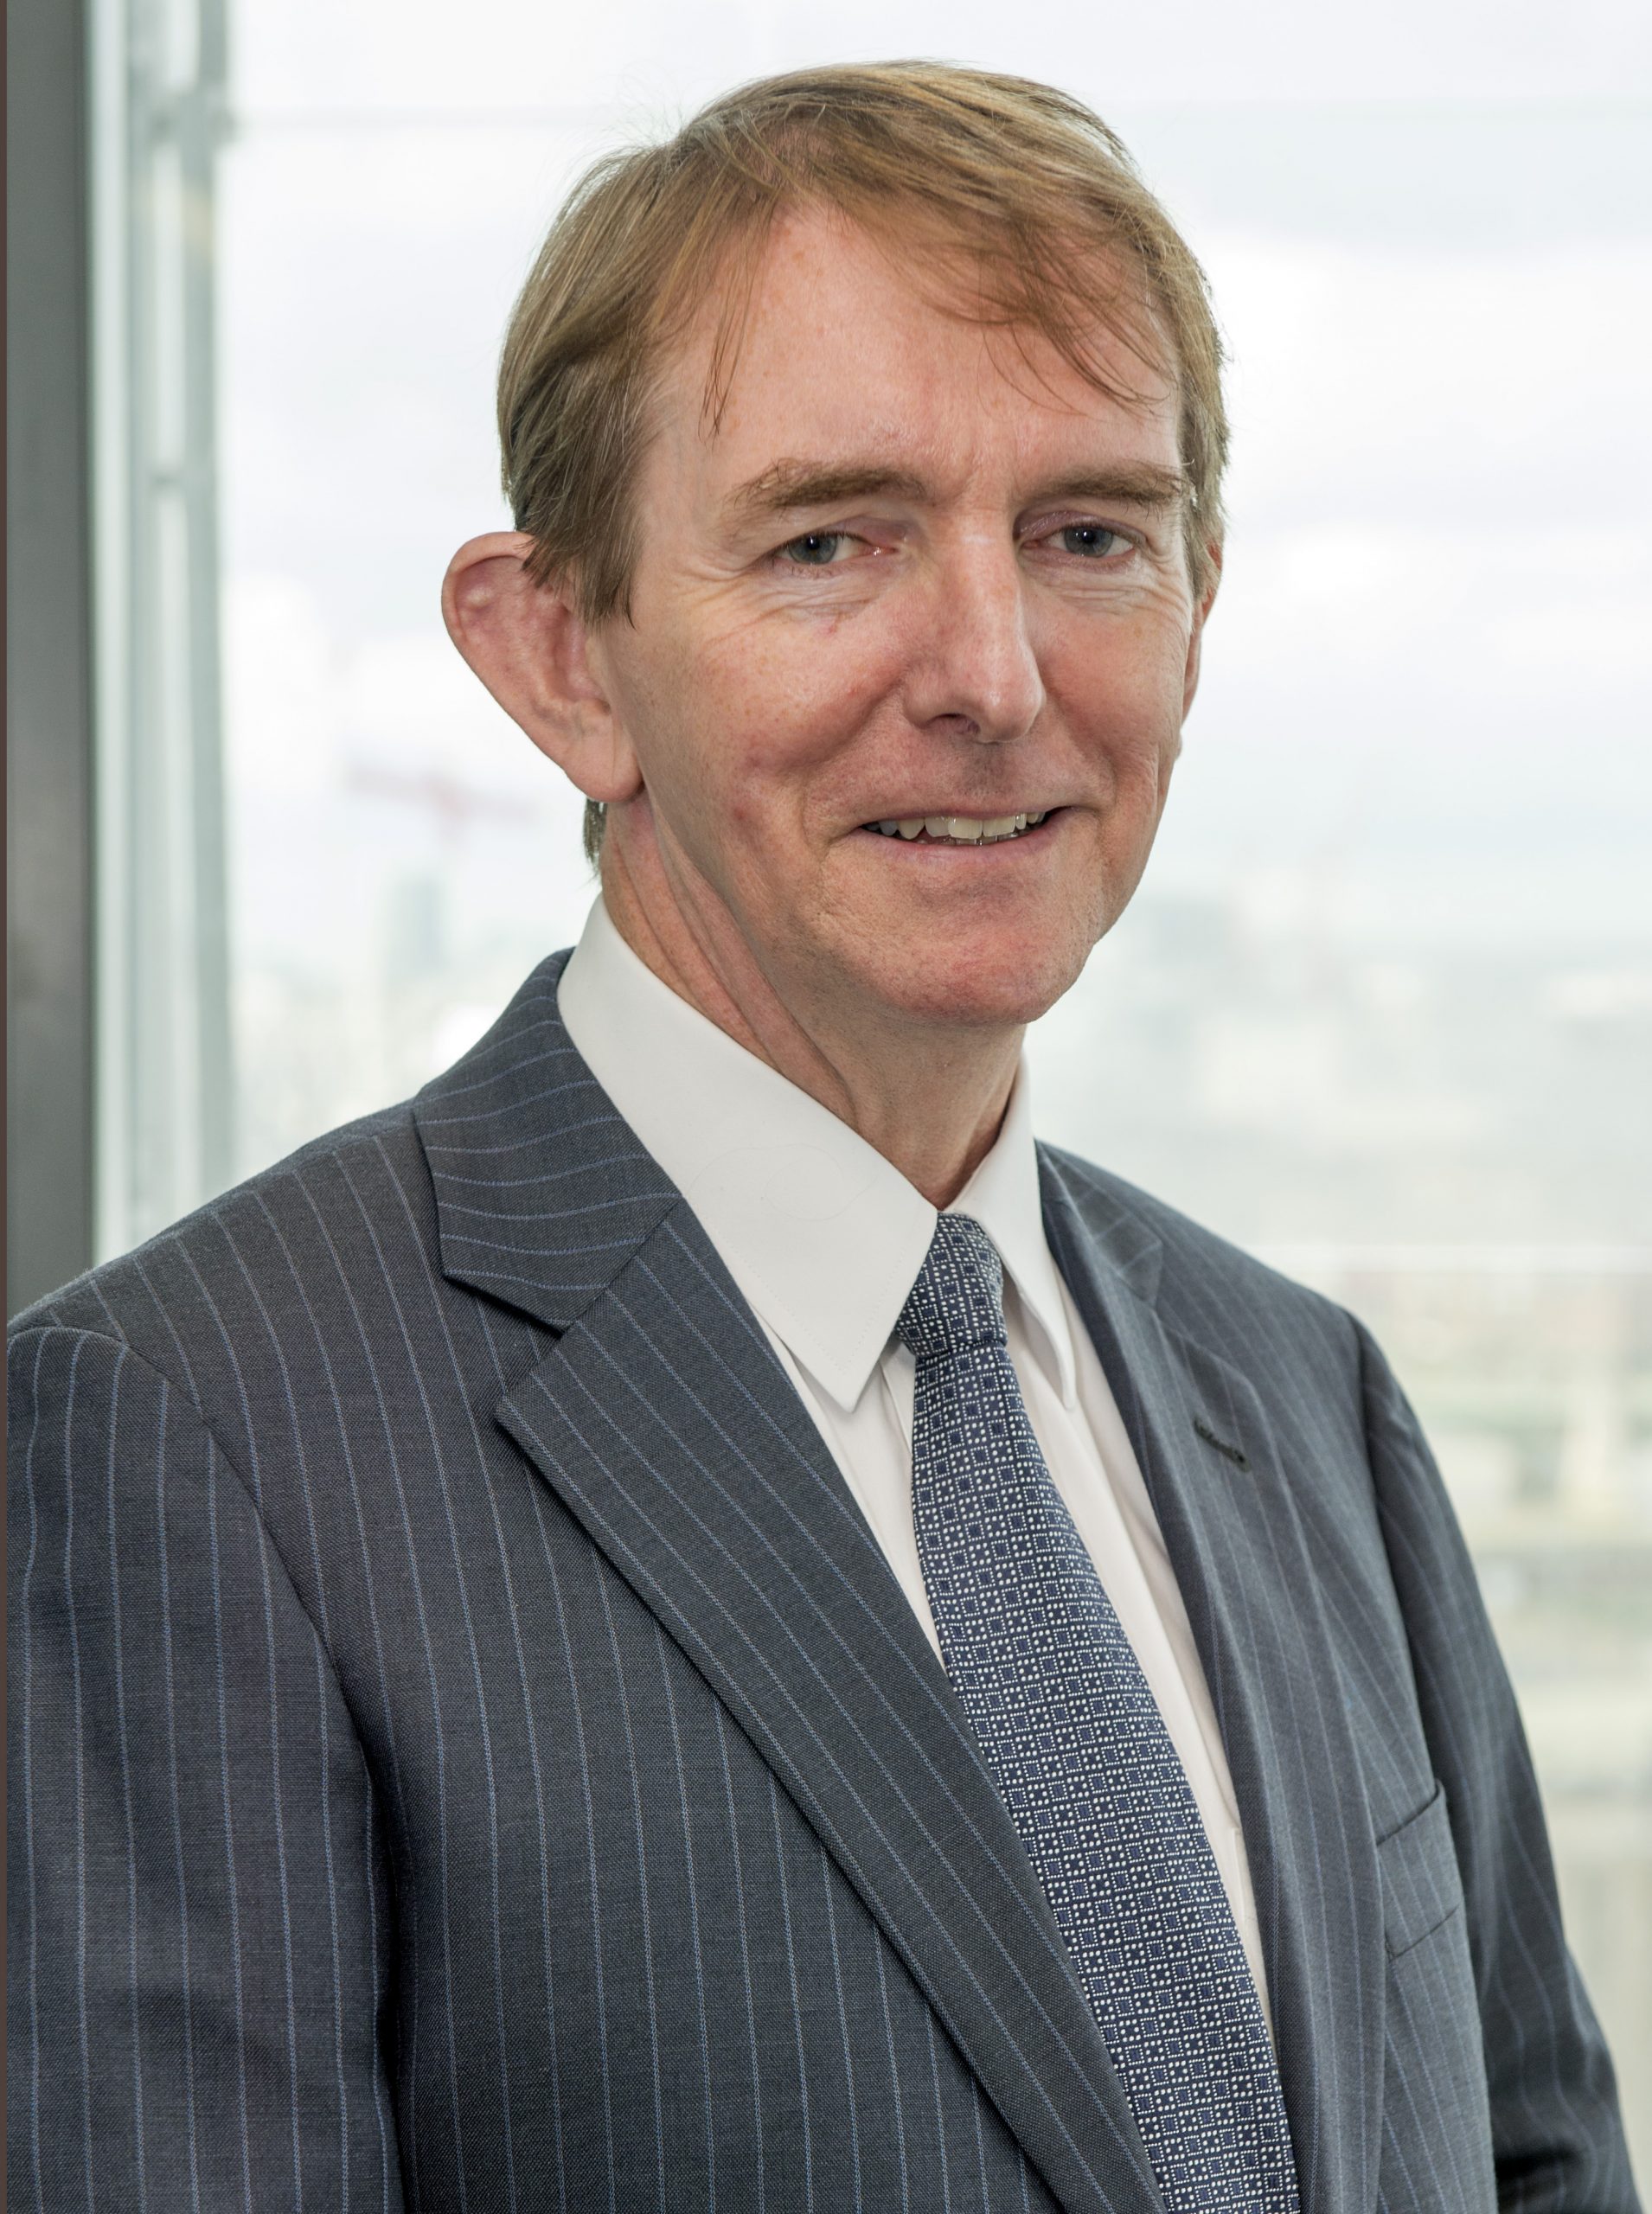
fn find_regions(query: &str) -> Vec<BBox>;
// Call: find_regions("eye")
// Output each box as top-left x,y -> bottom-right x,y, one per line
780,531 -> 848,566
1057,523 -> 1129,559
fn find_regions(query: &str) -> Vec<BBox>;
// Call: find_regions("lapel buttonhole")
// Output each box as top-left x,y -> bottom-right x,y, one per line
1193,1414 -> 1250,1469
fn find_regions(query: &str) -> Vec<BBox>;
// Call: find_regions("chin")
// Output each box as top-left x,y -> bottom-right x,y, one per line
855,928 -> 1088,1033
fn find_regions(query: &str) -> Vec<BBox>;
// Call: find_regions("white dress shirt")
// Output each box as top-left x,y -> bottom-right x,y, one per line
558,893 -> 1271,2023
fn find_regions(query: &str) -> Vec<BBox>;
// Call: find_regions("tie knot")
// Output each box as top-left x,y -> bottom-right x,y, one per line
896,1213 -> 1008,1360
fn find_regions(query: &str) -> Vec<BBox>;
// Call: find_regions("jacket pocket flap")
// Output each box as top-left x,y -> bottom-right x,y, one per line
1376,1781 -> 1465,1959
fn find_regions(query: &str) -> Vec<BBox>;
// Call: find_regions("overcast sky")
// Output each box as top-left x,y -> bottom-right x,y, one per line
234,0 -> 1652,112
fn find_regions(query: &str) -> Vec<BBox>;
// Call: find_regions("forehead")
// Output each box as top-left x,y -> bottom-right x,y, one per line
646,204 -> 1181,502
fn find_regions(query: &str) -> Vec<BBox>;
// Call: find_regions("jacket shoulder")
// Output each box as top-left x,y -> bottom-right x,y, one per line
9,1095 -> 428,1379
1038,1140 -> 1361,1381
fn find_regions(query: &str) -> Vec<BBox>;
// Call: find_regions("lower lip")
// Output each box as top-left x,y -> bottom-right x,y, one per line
853,809 -> 1064,858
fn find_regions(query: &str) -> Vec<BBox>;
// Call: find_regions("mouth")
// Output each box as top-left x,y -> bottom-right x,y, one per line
855,809 -> 1058,847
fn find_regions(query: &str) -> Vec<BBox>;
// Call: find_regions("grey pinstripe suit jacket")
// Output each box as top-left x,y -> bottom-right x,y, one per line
9,949 -> 1639,2212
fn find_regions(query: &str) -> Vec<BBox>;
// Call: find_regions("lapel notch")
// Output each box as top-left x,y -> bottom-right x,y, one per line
413,950 -> 680,1334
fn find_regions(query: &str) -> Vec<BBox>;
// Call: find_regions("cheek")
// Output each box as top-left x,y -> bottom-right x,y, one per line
696,609 -> 898,792
618,618 -> 861,881
1054,617 -> 1189,787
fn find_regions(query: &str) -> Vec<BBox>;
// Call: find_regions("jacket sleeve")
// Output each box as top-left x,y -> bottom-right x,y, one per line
7,1324 -> 405,2211
1354,1316 -> 1642,2212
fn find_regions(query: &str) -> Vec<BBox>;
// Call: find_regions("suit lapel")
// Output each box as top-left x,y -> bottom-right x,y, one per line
1041,1151 -> 1385,2214
417,959 -> 1162,2214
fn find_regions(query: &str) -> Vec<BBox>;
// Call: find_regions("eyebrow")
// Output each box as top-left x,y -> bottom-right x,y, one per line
721,462 -> 931,526
720,457 -> 1190,528
1028,464 -> 1189,515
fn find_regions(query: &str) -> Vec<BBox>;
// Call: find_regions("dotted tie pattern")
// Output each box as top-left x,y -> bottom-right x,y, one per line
897,1213 -> 1301,2214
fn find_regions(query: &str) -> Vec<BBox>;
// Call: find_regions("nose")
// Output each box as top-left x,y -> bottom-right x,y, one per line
900,535 -> 1046,745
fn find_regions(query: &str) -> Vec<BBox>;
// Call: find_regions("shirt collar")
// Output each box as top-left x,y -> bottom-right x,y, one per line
952,1056 -> 1079,1411
556,893 -> 1078,1414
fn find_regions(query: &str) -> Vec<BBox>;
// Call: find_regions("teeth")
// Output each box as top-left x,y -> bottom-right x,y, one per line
869,809 -> 1051,841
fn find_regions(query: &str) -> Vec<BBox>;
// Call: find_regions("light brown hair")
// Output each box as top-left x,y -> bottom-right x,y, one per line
496,61 -> 1229,865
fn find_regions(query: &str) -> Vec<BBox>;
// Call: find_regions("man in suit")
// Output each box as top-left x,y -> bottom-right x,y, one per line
8,59 -> 1639,2213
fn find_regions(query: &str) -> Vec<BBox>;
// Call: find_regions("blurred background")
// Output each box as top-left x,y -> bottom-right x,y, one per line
9,0 -> 1650,2168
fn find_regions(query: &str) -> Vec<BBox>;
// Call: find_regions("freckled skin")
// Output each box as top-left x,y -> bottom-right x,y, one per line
446,205 -> 1220,1203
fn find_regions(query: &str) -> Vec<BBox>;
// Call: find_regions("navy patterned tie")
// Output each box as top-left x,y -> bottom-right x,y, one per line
897,1213 -> 1300,2213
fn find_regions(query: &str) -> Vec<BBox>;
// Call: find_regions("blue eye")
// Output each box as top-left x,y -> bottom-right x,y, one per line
1060,525 -> 1124,558
784,532 -> 844,566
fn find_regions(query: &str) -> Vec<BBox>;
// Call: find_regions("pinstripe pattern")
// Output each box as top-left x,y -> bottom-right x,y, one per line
8,948 -> 1640,2211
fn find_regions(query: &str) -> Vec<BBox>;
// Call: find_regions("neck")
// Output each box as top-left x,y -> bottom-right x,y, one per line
599,833 -> 1023,1211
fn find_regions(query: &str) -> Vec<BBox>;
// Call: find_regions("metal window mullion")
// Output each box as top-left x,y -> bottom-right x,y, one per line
180,0 -> 233,1206
93,0 -> 231,1260
7,0 -> 97,1315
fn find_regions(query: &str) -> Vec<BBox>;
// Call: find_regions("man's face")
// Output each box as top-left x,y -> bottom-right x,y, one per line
589,204 -> 1215,1040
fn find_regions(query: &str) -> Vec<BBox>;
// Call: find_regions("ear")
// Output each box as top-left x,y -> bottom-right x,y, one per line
441,531 -> 642,805
1181,534 -> 1223,720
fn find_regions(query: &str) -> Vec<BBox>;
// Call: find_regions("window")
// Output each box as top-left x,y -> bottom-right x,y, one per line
92,0 -> 1652,2166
